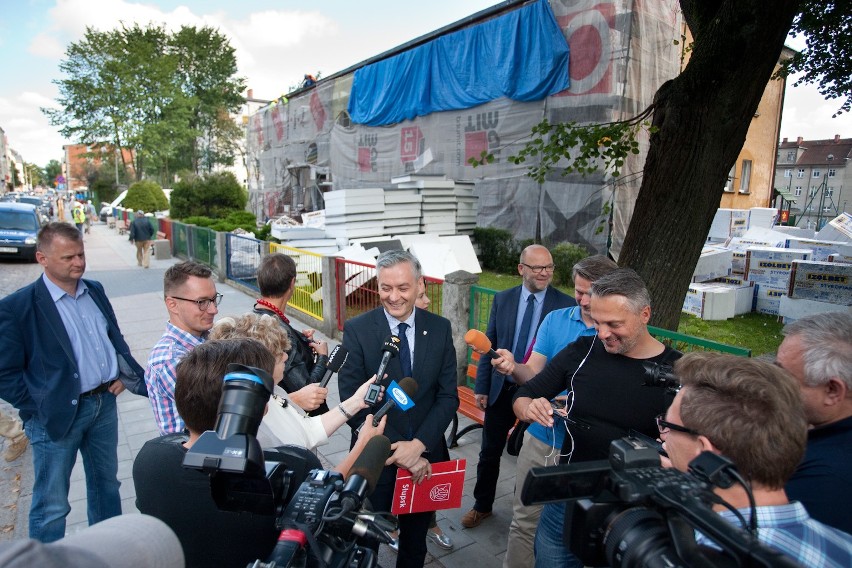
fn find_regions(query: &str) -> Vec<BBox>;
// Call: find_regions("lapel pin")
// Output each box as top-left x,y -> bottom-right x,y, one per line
423,330 -> 428,335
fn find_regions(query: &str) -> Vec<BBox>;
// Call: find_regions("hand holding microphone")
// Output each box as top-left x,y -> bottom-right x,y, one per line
319,344 -> 349,388
365,336 -> 400,404
464,329 -> 500,358
357,377 -> 418,433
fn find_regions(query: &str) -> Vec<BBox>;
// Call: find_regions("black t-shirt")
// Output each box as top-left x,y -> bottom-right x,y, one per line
132,434 -> 278,568
515,335 -> 681,463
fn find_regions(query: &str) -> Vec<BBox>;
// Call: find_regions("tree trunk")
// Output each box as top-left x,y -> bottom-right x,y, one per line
619,0 -> 800,329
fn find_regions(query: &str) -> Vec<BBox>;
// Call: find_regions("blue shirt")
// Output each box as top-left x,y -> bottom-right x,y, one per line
526,306 -> 596,447
383,309 -> 416,371
696,502 -> 852,568
42,274 -> 118,393
513,287 -> 546,358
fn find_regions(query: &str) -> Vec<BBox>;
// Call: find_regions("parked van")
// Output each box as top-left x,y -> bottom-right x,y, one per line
0,202 -> 42,261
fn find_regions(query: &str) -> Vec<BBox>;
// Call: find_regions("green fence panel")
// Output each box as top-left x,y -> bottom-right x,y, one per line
172,221 -> 189,258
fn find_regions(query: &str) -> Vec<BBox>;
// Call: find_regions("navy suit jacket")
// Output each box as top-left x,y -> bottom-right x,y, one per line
474,285 -> 575,404
0,277 -> 147,441
338,306 -> 459,457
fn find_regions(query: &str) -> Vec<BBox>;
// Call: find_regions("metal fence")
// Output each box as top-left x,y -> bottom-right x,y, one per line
169,221 -> 217,267
334,258 -> 442,331
226,233 -> 265,291
270,243 -> 324,321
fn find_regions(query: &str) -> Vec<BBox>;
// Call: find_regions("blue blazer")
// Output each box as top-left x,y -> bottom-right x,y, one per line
338,306 -> 459,456
0,277 -> 147,441
474,285 -> 575,404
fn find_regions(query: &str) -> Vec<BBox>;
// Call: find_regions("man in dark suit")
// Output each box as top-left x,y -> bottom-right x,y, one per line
0,222 -> 147,542
461,244 -> 574,529
338,250 -> 458,568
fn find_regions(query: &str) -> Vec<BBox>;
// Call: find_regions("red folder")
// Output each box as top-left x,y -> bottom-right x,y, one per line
391,459 -> 466,515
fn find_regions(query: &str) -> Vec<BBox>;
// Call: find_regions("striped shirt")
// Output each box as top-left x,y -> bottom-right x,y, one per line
145,322 -> 204,435
697,502 -> 852,567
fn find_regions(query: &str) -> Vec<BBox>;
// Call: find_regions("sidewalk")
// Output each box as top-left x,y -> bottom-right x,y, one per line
4,222 -> 519,567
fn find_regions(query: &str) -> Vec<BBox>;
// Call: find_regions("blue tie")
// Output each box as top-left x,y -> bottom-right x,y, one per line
513,295 -> 536,362
397,322 -> 412,377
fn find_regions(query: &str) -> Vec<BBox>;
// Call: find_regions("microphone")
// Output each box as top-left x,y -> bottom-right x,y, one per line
346,434 -> 392,495
319,344 -> 349,388
464,329 -> 500,358
369,377 -> 418,427
338,435 -> 392,515
375,335 -> 401,382
365,336 -> 401,404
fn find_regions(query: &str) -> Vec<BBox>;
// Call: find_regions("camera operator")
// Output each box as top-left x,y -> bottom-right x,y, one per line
132,338 -> 386,568
513,268 -> 681,568
777,313 -> 852,534
661,352 -> 852,567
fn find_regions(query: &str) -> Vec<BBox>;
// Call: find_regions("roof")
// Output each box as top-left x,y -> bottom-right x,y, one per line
0,202 -> 39,212
781,137 -> 852,167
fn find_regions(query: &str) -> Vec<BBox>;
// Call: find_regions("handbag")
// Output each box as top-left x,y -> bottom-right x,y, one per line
506,421 -> 529,456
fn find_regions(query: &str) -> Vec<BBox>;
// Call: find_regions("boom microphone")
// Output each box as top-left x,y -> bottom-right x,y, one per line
464,329 -> 500,359
346,435 -> 392,496
375,335 -> 401,382
319,344 -> 349,388
370,377 -> 418,427
337,435 -> 392,516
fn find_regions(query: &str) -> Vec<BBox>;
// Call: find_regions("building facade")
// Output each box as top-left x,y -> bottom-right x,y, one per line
775,135 -> 851,229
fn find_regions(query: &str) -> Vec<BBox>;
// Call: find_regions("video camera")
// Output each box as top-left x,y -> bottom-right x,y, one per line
183,364 -> 394,568
521,436 -> 801,568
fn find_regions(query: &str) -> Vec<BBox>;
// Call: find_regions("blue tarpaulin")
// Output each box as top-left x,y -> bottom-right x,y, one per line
348,0 -> 570,126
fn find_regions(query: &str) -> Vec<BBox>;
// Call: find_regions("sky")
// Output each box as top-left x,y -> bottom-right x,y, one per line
1,0 -> 849,168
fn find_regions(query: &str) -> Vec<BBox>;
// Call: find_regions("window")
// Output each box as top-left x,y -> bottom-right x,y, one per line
825,187 -> 834,197
797,169 -> 805,178
786,151 -> 796,161
784,169 -> 792,178
723,166 -> 735,192
823,205 -> 834,212
829,169 -> 836,177
813,170 -> 821,178
810,187 -> 818,197
794,187 -> 803,197
738,160 -> 752,193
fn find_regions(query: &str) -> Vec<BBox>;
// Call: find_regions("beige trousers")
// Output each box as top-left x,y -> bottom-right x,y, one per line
0,409 -> 25,441
503,431 -> 562,568
134,240 -> 152,268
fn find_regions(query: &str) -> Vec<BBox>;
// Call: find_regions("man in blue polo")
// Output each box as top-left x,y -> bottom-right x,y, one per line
490,255 -> 617,568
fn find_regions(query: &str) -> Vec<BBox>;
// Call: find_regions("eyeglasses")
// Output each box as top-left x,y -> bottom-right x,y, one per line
655,414 -> 699,436
170,293 -> 223,311
521,263 -> 555,274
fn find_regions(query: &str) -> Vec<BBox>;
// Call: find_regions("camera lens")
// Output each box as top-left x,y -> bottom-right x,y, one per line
605,507 -> 681,568
214,364 -> 274,439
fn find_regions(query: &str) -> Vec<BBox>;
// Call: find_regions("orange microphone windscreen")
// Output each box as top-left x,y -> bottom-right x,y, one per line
464,329 -> 493,353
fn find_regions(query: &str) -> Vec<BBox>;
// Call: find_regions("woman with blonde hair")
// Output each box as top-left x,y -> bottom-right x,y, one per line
209,313 -> 384,473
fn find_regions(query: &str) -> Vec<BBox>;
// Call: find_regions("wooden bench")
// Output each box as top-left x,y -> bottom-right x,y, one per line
116,220 -> 128,235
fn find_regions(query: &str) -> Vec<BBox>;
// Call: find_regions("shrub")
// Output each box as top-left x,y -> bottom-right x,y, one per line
550,242 -> 589,287
473,227 -> 532,274
170,171 -> 247,219
123,180 -> 162,213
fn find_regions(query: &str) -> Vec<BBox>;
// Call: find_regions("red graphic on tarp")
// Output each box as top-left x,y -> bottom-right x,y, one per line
555,3 -> 616,96
310,91 -> 326,131
253,114 -> 264,147
400,126 -> 424,163
464,131 -> 488,163
272,107 -> 284,141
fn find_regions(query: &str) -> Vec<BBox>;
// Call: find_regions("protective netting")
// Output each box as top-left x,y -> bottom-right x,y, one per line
245,0 -> 682,258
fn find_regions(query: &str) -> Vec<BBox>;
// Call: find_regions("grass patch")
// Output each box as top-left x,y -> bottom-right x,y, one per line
677,312 -> 783,356
476,270 -> 784,356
